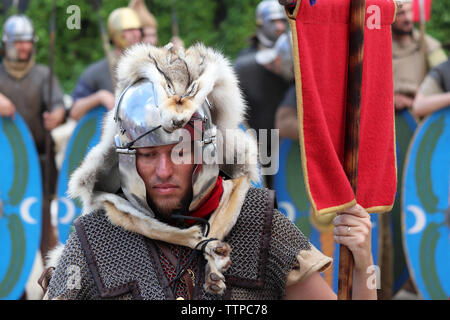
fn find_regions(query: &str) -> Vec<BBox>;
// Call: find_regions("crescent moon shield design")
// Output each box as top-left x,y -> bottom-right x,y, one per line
402,107 -> 450,300
279,201 -> 296,222
0,115 -> 42,300
274,139 -> 380,293
20,197 -> 38,225
58,197 -> 76,225
57,106 -> 107,244
406,205 -> 426,235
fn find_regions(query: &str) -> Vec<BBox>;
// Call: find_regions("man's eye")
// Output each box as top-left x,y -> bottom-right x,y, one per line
141,152 -> 156,158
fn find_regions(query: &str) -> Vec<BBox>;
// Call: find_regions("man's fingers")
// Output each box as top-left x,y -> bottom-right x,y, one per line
333,214 -> 370,227
338,204 -> 369,218
334,225 -> 358,236
44,117 -> 56,131
334,225 -> 370,237
333,206 -> 372,230
334,235 -> 361,250
333,214 -> 359,227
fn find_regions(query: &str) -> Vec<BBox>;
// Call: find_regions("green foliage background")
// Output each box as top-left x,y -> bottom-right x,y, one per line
0,0 -> 261,94
0,0 -> 449,94
427,0 -> 450,48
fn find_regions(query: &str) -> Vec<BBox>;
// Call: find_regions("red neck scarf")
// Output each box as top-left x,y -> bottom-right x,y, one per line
185,176 -> 224,226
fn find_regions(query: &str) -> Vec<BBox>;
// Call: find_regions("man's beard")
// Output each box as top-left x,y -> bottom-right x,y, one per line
147,189 -> 193,224
392,24 -> 413,37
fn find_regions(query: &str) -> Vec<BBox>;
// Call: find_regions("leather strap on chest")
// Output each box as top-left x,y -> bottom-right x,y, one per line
154,241 -> 195,300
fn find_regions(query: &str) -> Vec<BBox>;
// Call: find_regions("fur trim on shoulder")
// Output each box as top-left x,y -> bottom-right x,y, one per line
208,176 -> 250,239
45,244 -> 65,269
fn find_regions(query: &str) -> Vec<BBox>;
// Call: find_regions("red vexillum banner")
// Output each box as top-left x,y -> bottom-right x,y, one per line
413,0 -> 432,23
286,0 -> 397,216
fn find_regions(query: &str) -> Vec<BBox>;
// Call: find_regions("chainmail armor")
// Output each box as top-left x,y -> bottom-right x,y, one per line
47,231 -> 100,300
46,187 -> 312,300
200,188 -> 311,300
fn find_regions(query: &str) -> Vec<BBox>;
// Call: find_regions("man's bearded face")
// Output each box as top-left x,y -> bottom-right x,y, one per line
136,143 -> 194,222
392,3 -> 414,36
13,40 -> 34,61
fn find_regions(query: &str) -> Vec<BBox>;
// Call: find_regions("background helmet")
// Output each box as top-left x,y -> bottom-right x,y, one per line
2,15 -> 38,60
255,0 -> 287,48
113,79 -> 219,215
107,7 -> 142,50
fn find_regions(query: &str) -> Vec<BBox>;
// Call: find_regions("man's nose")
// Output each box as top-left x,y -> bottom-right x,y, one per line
156,153 -> 174,180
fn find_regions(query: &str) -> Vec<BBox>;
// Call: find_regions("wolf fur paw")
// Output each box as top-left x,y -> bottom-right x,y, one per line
204,260 -> 227,295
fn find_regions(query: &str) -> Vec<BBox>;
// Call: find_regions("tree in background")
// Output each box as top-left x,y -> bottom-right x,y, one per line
0,0 -> 261,94
426,0 -> 450,49
0,0 -> 448,95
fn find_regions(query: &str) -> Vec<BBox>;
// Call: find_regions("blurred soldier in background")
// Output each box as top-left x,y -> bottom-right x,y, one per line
69,7 -> 142,121
392,2 -> 447,112
238,0 -> 287,59
235,32 -> 294,187
0,15 -> 66,298
413,55 -> 450,117
275,84 -> 298,141
0,15 -> 65,136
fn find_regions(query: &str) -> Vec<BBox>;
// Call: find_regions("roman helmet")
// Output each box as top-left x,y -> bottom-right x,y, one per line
2,15 -> 38,61
107,7 -> 142,51
255,0 -> 287,48
113,78 -> 219,215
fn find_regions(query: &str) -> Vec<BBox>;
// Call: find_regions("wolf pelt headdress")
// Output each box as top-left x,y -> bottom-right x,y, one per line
114,42 -> 259,182
65,43 -> 260,295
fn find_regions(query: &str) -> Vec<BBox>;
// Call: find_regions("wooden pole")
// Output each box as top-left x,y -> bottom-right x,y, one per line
418,0 -> 429,73
40,0 -> 58,259
338,0 -> 366,300
91,0 -> 116,88
171,0 -> 179,38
